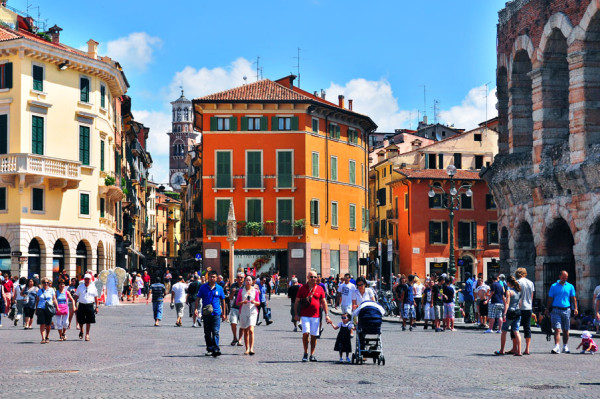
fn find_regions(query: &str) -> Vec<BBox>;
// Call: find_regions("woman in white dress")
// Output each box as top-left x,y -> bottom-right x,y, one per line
236,275 -> 260,355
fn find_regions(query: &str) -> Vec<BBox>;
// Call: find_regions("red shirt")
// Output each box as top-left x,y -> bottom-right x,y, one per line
143,274 -> 150,283
296,283 -> 325,318
4,279 -> 13,294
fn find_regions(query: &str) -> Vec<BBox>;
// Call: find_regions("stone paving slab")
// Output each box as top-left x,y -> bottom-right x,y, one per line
0,296 -> 597,398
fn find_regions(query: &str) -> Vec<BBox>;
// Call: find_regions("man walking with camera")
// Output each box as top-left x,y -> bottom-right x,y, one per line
195,270 -> 226,357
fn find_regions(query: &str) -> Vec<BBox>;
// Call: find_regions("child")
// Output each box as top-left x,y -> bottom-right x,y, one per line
332,313 -> 354,363
423,280 -> 434,330
576,331 -> 598,354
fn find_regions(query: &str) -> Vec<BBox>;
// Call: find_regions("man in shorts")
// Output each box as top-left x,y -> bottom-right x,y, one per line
336,273 -> 356,315
294,271 -> 332,362
432,277 -> 444,331
228,273 -> 245,345
74,274 -> 99,341
545,270 -> 578,354
170,276 -> 188,327
516,268 -> 534,354
442,277 -> 456,331
485,274 -> 505,334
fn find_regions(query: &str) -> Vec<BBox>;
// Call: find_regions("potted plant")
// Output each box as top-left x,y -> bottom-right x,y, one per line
104,175 -> 115,186
203,218 -> 216,235
237,220 -> 247,235
293,219 -> 305,235
246,221 -> 263,236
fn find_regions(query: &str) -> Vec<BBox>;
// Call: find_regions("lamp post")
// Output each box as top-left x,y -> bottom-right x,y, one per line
428,164 -> 473,278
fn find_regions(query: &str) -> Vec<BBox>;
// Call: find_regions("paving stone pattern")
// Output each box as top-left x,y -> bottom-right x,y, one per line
0,296 -> 597,398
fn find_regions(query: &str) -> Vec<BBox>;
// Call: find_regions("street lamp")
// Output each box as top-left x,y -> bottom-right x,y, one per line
428,164 -> 472,277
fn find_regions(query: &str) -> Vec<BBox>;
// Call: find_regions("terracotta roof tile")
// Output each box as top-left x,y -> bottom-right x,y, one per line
0,27 -> 18,41
195,79 -> 309,102
395,168 -> 482,180
0,26 -> 94,60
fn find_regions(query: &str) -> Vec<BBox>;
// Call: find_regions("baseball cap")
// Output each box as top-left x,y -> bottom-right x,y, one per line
84,273 -> 92,279
582,331 -> 592,339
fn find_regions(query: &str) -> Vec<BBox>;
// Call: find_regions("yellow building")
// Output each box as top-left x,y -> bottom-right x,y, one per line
0,8 -> 128,279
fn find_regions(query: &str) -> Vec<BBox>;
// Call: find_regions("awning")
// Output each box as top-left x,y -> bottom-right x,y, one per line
128,248 -> 146,259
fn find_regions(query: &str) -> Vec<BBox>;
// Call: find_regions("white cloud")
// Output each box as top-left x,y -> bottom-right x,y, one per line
133,109 -> 172,184
167,58 -> 255,100
325,79 -> 497,132
106,32 -> 162,72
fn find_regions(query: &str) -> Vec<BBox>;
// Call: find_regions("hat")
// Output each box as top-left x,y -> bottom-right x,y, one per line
465,272 -> 471,278
582,331 -> 592,339
441,273 -> 448,278
499,274 -> 506,280
84,273 -> 92,279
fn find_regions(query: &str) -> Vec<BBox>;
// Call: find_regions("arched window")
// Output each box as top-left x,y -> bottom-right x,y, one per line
509,50 -> 533,155
184,108 -> 189,121
176,108 -> 182,121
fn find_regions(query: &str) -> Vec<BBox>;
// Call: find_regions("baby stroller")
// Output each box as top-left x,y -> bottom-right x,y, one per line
351,301 -> 385,365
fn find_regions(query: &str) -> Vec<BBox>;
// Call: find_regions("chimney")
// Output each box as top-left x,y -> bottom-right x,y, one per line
423,115 -> 428,125
48,25 -> 62,45
320,89 -> 326,100
1,1 -> 7,7
338,95 -> 344,108
87,39 -> 99,60
348,99 -> 353,111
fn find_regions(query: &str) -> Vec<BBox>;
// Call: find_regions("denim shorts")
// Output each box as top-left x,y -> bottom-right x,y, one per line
551,308 -> 570,331
502,316 -> 521,332
403,304 -> 416,319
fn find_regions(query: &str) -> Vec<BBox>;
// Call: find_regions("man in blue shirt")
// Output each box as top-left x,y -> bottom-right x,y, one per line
146,277 -> 166,327
462,272 -> 475,323
195,270 -> 226,357
545,270 -> 578,354
255,277 -> 273,326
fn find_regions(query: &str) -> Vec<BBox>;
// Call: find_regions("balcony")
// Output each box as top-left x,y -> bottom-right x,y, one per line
204,220 -> 304,237
386,209 -> 398,221
99,173 -> 124,202
0,153 -> 81,192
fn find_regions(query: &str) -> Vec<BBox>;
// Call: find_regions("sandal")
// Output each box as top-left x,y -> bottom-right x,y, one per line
513,353 -> 522,356
41,340 -> 46,344
494,351 -> 504,355
85,335 -> 90,341
79,331 -> 83,339
505,350 -> 515,355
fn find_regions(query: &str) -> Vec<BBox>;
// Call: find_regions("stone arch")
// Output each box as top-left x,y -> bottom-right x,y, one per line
458,252 -> 476,282
514,221 -> 536,284
581,7 -> 600,147
0,237 -> 11,275
97,240 -> 106,272
509,50 -> 533,155
538,12 -> 573,55
542,217 -> 576,301
510,35 -> 535,74
52,238 -> 69,282
27,237 -> 46,279
500,226 -> 510,275
75,239 -> 92,278
497,66 -> 509,154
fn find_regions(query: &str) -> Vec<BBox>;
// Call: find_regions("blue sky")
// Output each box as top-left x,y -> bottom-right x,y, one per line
11,0 -> 507,184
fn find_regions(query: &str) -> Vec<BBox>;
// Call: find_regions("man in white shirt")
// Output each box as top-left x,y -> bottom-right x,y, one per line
170,276 -> 188,327
74,274 -> 99,342
516,267 -> 535,355
336,273 -> 356,315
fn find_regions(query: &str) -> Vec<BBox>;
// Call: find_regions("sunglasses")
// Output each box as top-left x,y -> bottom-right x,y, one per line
357,284 -> 364,287
309,276 -> 318,279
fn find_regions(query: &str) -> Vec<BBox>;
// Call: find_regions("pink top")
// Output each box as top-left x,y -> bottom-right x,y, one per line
235,286 -> 260,309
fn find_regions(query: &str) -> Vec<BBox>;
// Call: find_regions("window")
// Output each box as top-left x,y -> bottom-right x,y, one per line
404,193 -> 409,210
328,123 -> 340,139
458,221 -> 477,248
0,187 -> 6,211
217,117 -> 230,131
376,188 -> 386,206
32,187 -> 44,212
330,156 -> 338,181
349,204 -> 356,230
475,155 -> 484,169
173,143 -> 185,156
80,76 -> 90,103
100,84 -> 106,108
277,150 -> 293,188
361,207 -> 366,230
246,151 -> 262,188
0,63 -> 12,89
454,153 -> 462,169
100,198 -> 105,218
32,64 -> 44,92
32,115 -> 44,155
310,199 -> 319,226
426,153 -> 436,169
383,167 -> 386,177
331,201 -> 338,227
429,193 -> 446,209
366,209 -> 369,231
115,150 -> 121,175
460,193 -> 472,209
486,194 -> 497,210
216,199 -> 231,235
380,220 -> 387,236
277,199 -> 293,235
311,152 -> 319,178
247,117 -> 261,131
312,118 -> 319,133
438,154 -> 444,169
349,160 -> 356,184
79,192 -> 90,216
215,151 -> 231,188
474,133 -> 482,142
361,163 -> 364,186
0,114 -> 7,154
487,222 -> 499,245
100,140 -> 105,172
247,199 -> 261,223
278,117 -> 291,130
429,221 -> 448,244
348,128 -> 358,144
79,126 -> 90,165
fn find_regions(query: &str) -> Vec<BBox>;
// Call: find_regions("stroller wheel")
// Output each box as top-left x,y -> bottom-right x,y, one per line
381,355 -> 385,366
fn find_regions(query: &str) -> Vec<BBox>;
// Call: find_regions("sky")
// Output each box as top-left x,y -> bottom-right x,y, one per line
11,0 -> 507,185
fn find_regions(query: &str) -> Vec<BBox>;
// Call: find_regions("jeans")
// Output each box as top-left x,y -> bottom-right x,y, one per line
414,298 -> 423,321
463,299 -> 475,322
257,302 -> 270,322
202,314 -> 221,352
152,301 -> 163,320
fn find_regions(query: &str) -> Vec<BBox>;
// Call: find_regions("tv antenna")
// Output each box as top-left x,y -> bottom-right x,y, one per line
483,82 -> 491,130
419,85 -> 427,122
253,56 -> 261,81
433,99 -> 440,124
293,47 -> 301,88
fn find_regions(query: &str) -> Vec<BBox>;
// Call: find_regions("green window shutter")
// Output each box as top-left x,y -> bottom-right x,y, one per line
80,77 -> 89,102
350,205 -> 356,229
79,126 -> 90,165
312,119 -> 319,133
33,65 -> 43,91
349,161 -> 355,184
331,202 -> 338,227
291,116 -> 299,130
101,85 -> 106,108
229,116 -> 237,131
216,152 -> 231,188
247,151 -> 261,188
277,151 -> 292,188
240,117 -> 248,131
32,115 -> 44,155
0,187 -> 6,210
80,193 -> 89,215
5,63 -> 12,89
443,221 -> 449,244
0,114 -> 7,154
247,199 -> 261,223
216,199 -> 231,235
331,157 -> 337,181
277,199 -> 292,235
210,117 -> 217,131
429,221 -> 435,244
100,198 -> 105,217
100,140 -> 105,171
32,188 -> 43,211
271,116 -> 278,131
260,116 -> 268,131
335,125 -> 340,139
312,153 -> 318,177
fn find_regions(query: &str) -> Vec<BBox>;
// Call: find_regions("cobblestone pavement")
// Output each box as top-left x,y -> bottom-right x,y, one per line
0,296 -> 597,398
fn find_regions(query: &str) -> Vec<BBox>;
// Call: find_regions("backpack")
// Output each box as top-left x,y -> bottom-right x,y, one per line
540,314 -> 553,341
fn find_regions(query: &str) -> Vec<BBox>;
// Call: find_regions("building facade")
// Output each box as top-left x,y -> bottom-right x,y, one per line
192,76 -> 376,282
0,8 -> 129,279
482,0 -> 600,308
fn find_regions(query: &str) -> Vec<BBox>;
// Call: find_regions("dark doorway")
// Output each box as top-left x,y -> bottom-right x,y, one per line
500,227 -> 510,274
515,222 -> 536,284
459,256 -> 473,282
543,218 -> 575,302
28,239 -> 41,279
588,219 -> 600,297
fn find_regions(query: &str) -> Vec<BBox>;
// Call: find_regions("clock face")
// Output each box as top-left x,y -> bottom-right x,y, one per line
170,172 -> 185,189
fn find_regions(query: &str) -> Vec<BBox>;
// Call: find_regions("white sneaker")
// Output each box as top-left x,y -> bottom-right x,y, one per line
551,345 -> 560,354
562,345 -> 570,353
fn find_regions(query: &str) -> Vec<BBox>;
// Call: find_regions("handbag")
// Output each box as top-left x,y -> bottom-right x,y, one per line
201,304 -> 213,316
300,287 -> 315,308
506,308 -> 521,320
45,302 -> 56,317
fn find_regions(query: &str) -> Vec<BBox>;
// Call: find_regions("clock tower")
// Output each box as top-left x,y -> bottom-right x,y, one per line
168,90 -> 198,191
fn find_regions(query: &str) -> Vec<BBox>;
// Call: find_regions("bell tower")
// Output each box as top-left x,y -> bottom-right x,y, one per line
167,90 -> 197,191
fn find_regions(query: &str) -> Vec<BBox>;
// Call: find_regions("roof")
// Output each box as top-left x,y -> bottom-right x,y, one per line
394,168 -> 482,181
195,79 -> 309,102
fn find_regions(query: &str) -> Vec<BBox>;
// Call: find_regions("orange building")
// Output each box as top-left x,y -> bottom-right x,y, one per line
192,76 -> 376,282
389,169 -> 500,281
